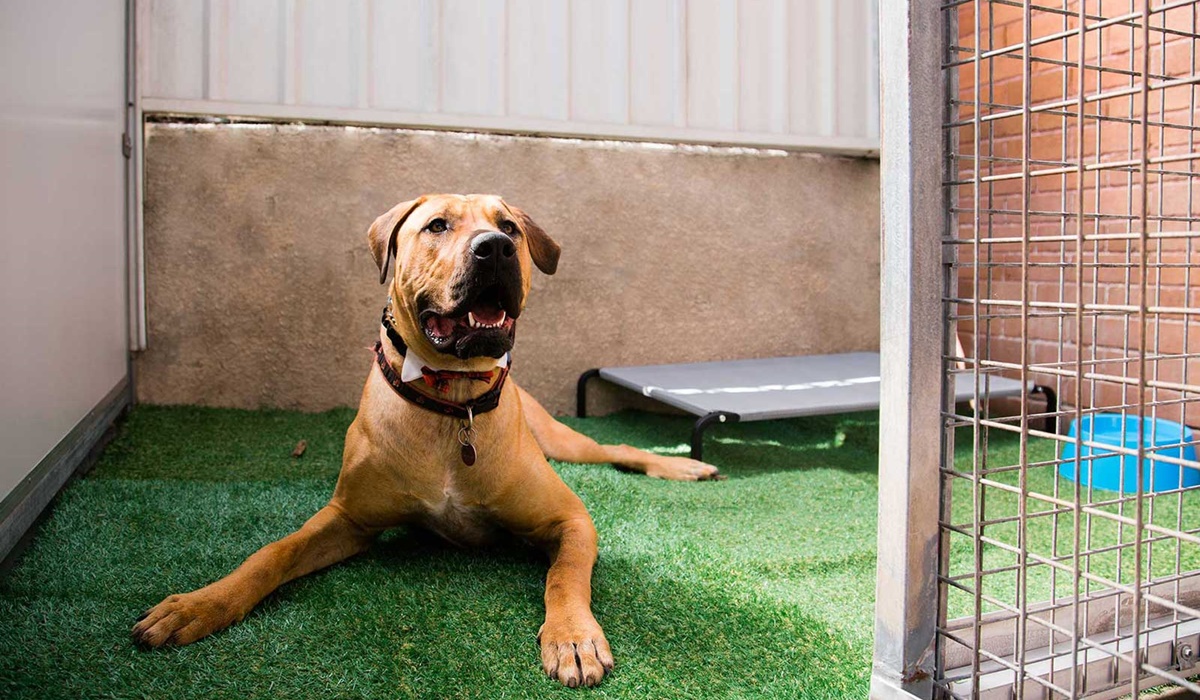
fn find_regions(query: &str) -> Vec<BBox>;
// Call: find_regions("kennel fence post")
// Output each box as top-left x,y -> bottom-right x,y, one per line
870,0 -> 948,697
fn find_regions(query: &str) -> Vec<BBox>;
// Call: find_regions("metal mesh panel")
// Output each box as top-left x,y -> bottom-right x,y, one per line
937,1 -> 1200,697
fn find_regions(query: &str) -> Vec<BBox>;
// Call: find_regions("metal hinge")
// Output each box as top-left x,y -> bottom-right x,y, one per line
121,133 -> 132,159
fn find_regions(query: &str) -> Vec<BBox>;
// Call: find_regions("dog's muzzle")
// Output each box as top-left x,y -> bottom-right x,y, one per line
418,231 -> 524,359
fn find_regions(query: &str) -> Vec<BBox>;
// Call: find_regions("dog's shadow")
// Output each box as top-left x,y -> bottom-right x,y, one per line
206,524 -> 868,697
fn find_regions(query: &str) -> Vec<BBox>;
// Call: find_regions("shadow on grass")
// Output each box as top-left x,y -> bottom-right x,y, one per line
563,410 -> 882,480
92,528 -> 868,699
0,519 -> 869,698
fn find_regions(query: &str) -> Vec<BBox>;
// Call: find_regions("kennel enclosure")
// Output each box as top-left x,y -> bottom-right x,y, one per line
874,0 -> 1200,698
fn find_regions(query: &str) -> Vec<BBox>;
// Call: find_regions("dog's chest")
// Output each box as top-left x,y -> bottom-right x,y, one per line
360,384 -> 521,545
417,477 -> 501,547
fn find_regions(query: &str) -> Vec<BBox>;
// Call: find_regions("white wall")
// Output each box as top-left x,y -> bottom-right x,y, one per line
138,0 -> 879,155
0,0 -> 130,502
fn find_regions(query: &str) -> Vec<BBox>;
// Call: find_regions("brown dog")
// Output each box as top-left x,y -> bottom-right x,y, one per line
132,194 -> 719,687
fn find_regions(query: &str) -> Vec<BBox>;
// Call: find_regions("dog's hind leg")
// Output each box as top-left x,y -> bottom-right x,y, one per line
132,504 -> 374,648
515,383 -> 721,481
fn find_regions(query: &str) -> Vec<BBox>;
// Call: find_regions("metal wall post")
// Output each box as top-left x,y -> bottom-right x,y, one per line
871,0 -> 948,697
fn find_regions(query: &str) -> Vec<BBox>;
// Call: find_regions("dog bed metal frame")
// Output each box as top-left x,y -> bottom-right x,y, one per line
576,352 -> 1056,461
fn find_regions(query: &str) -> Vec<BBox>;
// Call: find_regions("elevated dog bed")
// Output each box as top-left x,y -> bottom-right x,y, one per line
576,352 -> 1055,460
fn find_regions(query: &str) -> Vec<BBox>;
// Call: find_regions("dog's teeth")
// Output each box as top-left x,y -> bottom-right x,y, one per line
464,311 -> 508,329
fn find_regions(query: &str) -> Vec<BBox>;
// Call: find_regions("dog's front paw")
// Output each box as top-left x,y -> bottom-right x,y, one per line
538,614 -> 613,687
644,455 -> 723,481
132,591 -> 237,648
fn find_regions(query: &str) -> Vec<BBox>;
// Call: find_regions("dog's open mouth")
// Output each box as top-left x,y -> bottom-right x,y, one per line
419,284 -> 518,359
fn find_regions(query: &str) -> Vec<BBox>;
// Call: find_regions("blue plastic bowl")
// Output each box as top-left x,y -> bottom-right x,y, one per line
1059,414 -> 1199,493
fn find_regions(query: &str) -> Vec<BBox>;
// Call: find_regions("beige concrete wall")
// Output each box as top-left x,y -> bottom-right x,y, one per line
136,122 -> 880,415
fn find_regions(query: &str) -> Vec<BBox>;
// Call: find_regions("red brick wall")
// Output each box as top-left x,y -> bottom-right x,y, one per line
952,1 -> 1200,425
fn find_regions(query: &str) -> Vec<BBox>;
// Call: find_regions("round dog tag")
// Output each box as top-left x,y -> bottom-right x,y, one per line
457,417 -> 478,466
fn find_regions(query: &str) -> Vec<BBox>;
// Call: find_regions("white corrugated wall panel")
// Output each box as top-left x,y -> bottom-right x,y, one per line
296,0 -> 361,108
371,0 -> 440,112
139,0 -> 880,154
737,0 -> 787,134
864,0 -> 880,140
833,0 -> 869,139
685,0 -> 738,131
440,0 -> 505,116
220,0 -> 285,103
629,0 -> 685,127
787,0 -> 835,137
507,0 -> 568,121
569,0 -> 629,124
143,0 -> 205,99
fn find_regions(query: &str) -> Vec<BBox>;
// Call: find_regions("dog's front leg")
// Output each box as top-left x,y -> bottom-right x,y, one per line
535,517 -> 613,687
132,503 -> 373,647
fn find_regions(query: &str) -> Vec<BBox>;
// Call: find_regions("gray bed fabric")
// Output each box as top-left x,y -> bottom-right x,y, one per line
597,352 -> 1028,421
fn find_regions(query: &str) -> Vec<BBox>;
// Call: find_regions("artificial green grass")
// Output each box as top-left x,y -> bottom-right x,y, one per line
4,403 -> 1187,698
0,406 -> 885,699
2,403 -> 1180,696
944,429 -> 1200,620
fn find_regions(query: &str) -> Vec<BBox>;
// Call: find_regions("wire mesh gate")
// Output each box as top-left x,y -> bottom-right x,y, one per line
931,0 -> 1200,697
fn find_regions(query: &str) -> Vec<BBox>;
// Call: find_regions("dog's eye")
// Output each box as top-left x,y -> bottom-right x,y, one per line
425,218 -> 448,234
499,220 -> 516,235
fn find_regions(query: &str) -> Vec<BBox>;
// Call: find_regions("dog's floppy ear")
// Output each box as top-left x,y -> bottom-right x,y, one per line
505,203 -> 560,275
368,197 -> 424,284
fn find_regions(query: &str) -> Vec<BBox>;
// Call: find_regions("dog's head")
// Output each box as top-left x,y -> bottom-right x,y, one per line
368,194 -> 560,361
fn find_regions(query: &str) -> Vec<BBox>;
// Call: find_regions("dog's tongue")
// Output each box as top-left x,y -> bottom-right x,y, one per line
469,300 -> 505,325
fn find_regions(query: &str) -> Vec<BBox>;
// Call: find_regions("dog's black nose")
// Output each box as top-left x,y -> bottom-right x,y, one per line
471,231 -> 516,261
